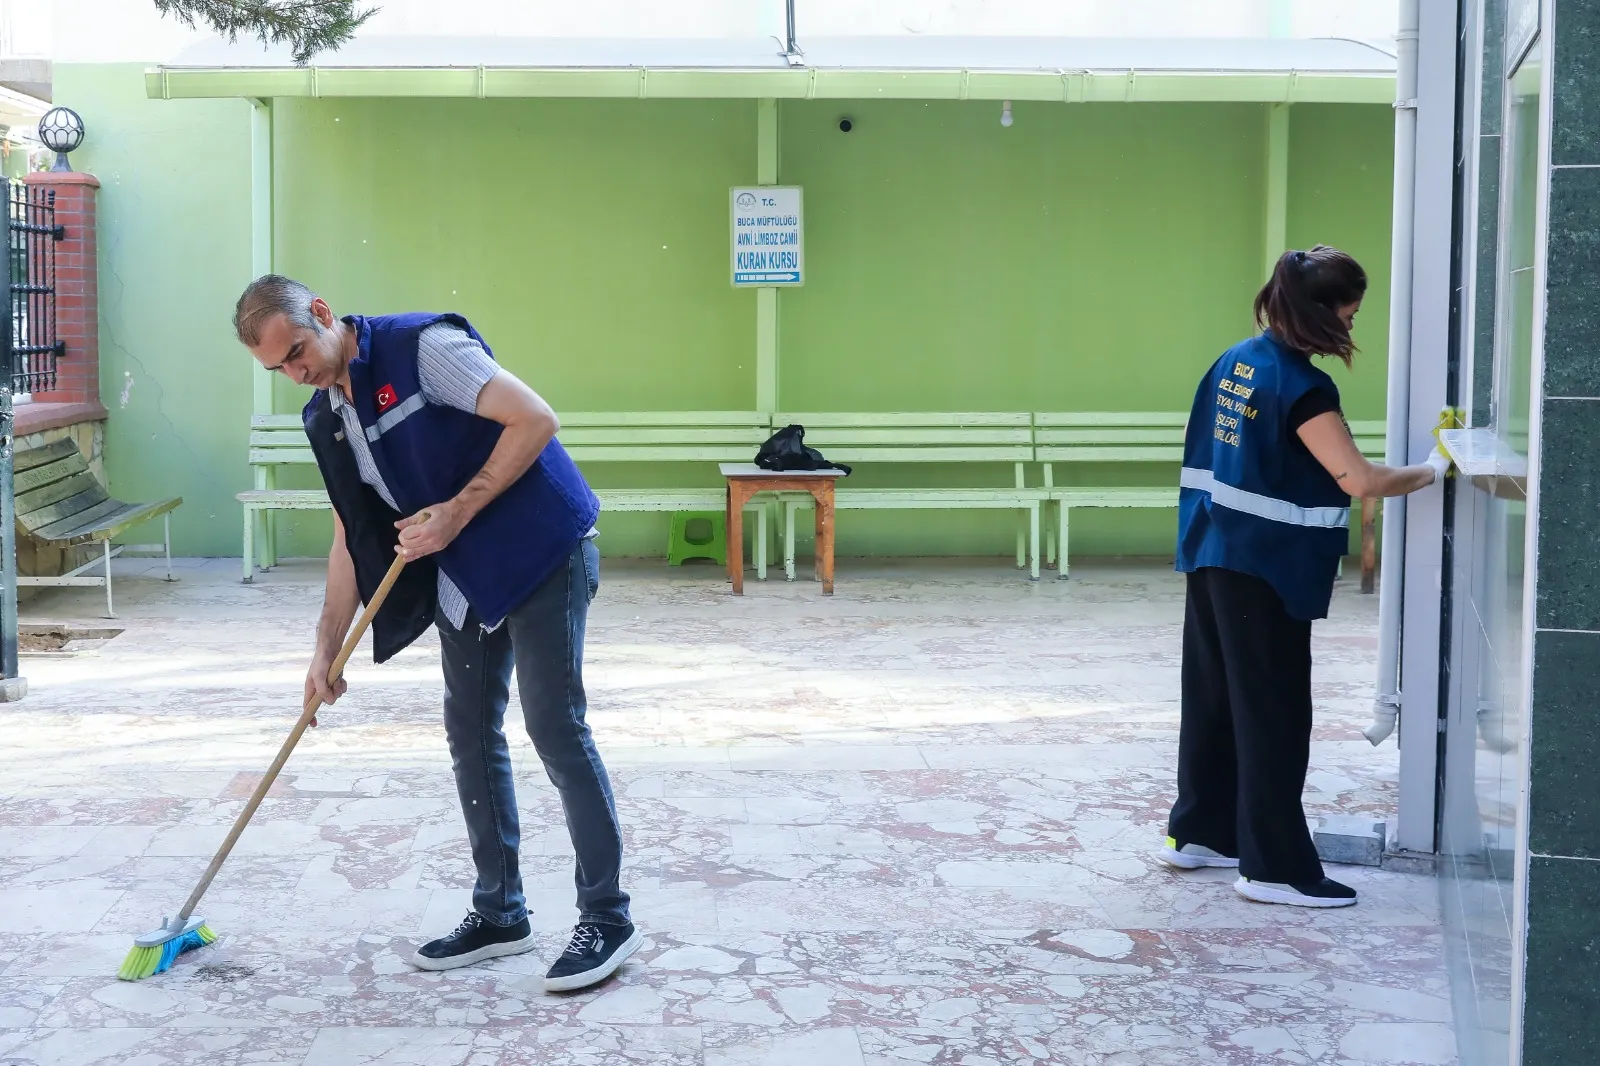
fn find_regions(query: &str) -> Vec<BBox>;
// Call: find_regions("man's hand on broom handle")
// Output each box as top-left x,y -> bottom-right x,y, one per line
305,511 -> 364,727
305,511 -> 426,727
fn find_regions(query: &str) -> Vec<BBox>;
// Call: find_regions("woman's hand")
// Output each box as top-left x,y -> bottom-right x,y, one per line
1424,446 -> 1453,485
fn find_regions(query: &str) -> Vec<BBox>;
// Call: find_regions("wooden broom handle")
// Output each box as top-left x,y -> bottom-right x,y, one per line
178,549 -> 411,921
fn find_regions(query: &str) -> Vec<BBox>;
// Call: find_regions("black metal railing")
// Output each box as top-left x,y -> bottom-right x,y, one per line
5,179 -> 64,396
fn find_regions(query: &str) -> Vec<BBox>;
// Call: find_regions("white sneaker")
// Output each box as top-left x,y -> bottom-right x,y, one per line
1157,837 -> 1240,869
1235,876 -> 1358,908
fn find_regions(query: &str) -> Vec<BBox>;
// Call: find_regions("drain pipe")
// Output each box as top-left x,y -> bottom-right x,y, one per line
1365,0 -> 1420,747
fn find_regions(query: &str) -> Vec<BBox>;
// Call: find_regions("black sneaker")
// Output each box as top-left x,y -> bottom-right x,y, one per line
544,922 -> 643,992
1235,876 -> 1358,908
410,912 -> 538,971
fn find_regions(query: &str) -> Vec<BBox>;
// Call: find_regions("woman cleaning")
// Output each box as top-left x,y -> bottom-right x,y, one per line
1158,245 -> 1450,907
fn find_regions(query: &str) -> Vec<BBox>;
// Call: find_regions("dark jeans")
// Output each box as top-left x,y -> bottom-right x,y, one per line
437,539 -> 630,928
1167,566 -> 1324,885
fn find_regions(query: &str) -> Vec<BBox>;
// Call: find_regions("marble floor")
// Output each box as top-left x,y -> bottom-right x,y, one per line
0,557 -> 1454,1065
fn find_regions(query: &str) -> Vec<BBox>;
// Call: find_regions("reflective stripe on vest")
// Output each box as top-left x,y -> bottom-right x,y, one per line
1180,467 -> 1350,529
364,392 -> 427,443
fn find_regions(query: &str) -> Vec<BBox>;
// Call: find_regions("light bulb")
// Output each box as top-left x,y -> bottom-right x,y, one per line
1000,101 -> 1013,128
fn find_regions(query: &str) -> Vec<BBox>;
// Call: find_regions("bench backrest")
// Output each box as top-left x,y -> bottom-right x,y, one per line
557,412 -> 771,464
1037,413 -> 1392,463
1034,412 -> 1186,463
1346,419 -> 1387,460
771,413 -> 1033,465
249,411 -> 772,468
12,437 -> 113,537
250,414 -> 316,467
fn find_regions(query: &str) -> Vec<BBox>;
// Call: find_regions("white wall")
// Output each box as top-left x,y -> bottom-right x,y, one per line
55,0 -> 1401,65
1,0 -> 51,57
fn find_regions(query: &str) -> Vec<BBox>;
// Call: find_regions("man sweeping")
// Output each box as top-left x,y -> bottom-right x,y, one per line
233,276 -> 639,992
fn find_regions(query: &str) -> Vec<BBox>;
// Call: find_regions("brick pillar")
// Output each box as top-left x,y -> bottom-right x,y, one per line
22,171 -> 99,407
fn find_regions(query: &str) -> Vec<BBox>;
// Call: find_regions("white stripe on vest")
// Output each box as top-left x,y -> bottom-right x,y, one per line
364,391 -> 427,442
1180,467 -> 1350,529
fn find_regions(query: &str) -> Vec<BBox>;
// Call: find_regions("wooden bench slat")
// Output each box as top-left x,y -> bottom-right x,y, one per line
597,490 -> 773,512
17,471 -> 108,519
560,411 -> 769,427
30,496 -> 128,540
1035,411 -> 1187,428
49,497 -> 182,543
562,445 -> 768,463
249,447 -> 319,465
776,411 -> 1031,428
13,437 -> 80,472
819,446 -> 1034,463
17,487 -> 110,534
558,427 -> 771,446
799,428 -> 1032,446
1054,488 -> 1180,506
833,489 -> 1045,507
249,430 -> 312,447
1040,446 -> 1185,462
250,414 -> 305,429
1035,428 -> 1184,445
237,489 -> 330,505
14,452 -> 89,494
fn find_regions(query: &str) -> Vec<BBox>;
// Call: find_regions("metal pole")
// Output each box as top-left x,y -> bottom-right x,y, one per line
0,177 -> 24,701
782,0 -> 803,66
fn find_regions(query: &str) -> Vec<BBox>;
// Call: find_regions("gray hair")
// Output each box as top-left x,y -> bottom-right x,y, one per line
234,274 -> 322,346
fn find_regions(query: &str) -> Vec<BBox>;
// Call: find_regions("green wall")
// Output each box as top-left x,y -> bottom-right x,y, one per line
61,65 -> 256,558
58,63 -> 1395,562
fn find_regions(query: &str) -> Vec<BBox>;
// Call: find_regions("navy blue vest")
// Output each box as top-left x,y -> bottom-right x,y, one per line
1175,333 -> 1351,621
304,312 -> 600,631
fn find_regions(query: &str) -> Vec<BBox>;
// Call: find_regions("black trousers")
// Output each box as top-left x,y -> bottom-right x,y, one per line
1167,566 -> 1325,885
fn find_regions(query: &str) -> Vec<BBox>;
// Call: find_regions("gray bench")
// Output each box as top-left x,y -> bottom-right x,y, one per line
15,437 -> 180,616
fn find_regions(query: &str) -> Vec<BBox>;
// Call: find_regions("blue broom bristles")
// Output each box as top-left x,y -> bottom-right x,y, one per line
118,923 -> 216,981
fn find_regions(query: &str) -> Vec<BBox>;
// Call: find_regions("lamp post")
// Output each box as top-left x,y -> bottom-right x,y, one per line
37,107 -> 85,173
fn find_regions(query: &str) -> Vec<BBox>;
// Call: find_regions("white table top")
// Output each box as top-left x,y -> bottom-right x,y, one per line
719,463 -> 847,478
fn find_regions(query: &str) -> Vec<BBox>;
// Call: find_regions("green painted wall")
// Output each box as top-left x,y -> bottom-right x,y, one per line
61,64 -> 256,558
57,63 -> 1395,562
1286,103 -> 1396,416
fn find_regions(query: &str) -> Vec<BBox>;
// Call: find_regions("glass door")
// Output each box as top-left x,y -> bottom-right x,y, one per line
1438,24 -> 1542,1066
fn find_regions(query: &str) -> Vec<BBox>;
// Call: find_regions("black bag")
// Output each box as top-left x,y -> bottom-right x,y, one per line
755,424 -> 852,475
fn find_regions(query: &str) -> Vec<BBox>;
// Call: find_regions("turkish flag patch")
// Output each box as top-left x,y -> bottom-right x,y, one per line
375,384 -> 398,411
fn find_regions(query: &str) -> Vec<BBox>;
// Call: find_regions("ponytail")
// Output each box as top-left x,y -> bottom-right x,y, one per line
1254,245 -> 1368,365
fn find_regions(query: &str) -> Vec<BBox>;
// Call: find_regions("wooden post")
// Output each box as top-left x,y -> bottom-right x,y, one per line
1361,496 -> 1378,594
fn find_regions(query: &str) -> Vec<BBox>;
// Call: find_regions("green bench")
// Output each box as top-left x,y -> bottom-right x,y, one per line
239,414 -> 325,582
771,412 -> 1046,580
240,411 -> 783,580
559,412 -> 779,576
15,437 -> 180,616
1035,412 -> 1184,579
1037,412 -> 1389,585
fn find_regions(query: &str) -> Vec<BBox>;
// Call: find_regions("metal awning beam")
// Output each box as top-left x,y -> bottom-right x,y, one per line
145,66 -> 1395,104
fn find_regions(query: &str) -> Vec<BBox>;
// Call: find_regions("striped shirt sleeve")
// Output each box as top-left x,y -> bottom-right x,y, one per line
417,323 -> 500,414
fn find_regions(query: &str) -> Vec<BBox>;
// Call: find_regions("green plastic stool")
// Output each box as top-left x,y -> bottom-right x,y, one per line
667,510 -> 727,566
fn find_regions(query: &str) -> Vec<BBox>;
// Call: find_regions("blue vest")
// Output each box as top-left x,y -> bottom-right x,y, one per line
304,312 -> 600,629
1175,333 -> 1350,621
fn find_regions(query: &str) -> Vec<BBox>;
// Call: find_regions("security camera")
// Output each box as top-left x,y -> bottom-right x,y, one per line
838,117 -> 854,133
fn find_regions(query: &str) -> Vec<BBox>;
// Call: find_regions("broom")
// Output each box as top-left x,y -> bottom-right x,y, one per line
118,548 -> 411,981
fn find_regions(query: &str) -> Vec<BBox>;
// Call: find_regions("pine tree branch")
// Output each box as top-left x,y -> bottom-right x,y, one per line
155,0 -> 377,66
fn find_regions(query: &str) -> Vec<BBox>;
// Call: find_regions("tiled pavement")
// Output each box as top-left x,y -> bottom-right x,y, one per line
0,557 -> 1454,1065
